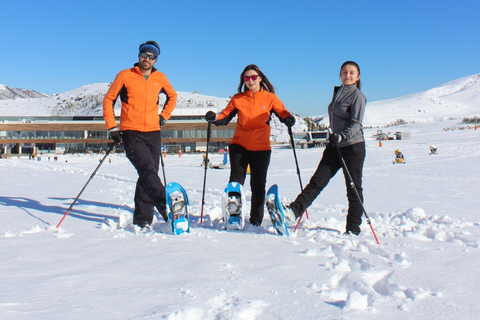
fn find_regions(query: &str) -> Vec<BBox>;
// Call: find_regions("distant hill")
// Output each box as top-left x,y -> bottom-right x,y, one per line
0,83 -> 312,143
363,74 -> 480,127
1,74 -> 479,129
0,84 -> 47,100
0,83 -> 230,117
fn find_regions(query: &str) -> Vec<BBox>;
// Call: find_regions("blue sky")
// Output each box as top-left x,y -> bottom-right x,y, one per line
1,0 -> 479,116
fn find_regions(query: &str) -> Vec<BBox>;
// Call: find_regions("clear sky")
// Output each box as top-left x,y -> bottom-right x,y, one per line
1,0 -> 479,116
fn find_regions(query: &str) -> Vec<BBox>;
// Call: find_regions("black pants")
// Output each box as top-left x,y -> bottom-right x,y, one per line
229,144 -> 271,226
122,131 -> 166,225
289,142 -> 365,234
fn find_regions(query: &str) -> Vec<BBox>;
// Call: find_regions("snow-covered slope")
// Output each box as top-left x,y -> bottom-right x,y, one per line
1,73 -> 479,128
0,83 -> 310,142
0,83 -> 231,117
0,84 -> 47,100
364,74 -> 480,127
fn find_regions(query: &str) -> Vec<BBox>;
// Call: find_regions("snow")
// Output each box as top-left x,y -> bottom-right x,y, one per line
0,83 -> 230,118
2,73 -> 480,128
364,73 -> 480,127
2,119 -> 480,319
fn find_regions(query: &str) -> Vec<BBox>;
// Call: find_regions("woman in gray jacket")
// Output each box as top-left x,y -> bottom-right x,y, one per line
284,61 -> 367,235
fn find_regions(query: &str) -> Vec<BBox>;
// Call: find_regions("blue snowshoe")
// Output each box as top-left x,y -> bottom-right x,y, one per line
266,184 -> 290,236
166,182 -> 190,235
222,182 -> 246,231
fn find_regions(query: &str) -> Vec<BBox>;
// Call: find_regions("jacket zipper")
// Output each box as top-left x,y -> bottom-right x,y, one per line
144,77 -> 148,132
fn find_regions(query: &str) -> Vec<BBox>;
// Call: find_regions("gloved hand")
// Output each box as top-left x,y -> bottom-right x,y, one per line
283,115 -> 295,128
205,111 -> 217,122
329,132 -> 342,145
160,115 -> 166,127
107,127 -> 121,144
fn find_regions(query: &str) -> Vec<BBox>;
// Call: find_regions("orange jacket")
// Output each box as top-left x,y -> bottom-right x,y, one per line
103,65 -> 177,132
214,89 -> 292,151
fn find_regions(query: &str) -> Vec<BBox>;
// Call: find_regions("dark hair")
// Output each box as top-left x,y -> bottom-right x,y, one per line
237,64 -> 275,94
340,61 -> 361,89
139,40 -> 161,56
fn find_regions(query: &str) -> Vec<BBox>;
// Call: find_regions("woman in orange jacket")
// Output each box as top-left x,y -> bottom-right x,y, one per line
206,64 -> 295,226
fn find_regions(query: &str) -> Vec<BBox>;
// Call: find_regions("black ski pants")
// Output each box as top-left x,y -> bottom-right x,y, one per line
122,130 -> 166,225
228,144 -> 271,226
289,142 -> 365,234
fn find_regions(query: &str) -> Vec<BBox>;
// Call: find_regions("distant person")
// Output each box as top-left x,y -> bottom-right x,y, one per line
103,40 -> 177,228
283,61 -> 367,235
205,64 -> 295,226
395,149 -> 405,163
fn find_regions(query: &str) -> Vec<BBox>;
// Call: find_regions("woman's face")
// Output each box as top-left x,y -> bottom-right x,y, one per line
243,70 -> 261,93
340,64 -> 360,86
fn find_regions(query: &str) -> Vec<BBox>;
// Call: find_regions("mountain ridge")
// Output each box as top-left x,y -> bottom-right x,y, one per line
363,73 -> 480,126
0,84 -> 48,100
1,73 -> 479,127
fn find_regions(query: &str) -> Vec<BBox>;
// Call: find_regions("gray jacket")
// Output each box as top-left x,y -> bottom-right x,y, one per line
328,84 -> 366,147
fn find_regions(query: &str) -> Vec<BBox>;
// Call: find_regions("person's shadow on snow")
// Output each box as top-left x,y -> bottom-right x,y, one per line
0,196 -> 132,227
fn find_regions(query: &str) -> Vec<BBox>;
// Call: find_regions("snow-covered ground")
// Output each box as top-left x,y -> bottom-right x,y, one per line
1,119 -> 479,319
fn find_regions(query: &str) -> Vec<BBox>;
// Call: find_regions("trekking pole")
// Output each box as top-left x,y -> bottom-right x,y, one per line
160,144 -> 167,185
56,143 -> 115,228
287,127 -> 309,232
333,143 -> 380,244
200,121 -> 212,224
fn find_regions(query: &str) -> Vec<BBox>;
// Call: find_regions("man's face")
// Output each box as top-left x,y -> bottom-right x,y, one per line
138,52 -> 156,72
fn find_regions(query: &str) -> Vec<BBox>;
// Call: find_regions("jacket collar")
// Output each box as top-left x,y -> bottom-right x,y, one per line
335,84 -> 357,93
133,63 -> 157,75
244,87 -> 264,97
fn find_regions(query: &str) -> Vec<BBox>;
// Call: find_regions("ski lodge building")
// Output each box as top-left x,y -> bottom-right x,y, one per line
0,114 -> 236,156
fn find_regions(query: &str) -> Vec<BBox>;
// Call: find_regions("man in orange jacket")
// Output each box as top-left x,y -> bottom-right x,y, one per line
103,40 -> 177,228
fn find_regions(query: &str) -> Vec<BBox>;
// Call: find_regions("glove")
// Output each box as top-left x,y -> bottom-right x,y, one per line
329,133 -> 342,145
160,115 -> 166,127
283,116 -> 295,128
107,127 -> 121,144
205,111 -> 217,122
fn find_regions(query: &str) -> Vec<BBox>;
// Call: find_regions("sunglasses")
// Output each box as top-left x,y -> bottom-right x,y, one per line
139,52 -> 157,60
243,74 -> 260,82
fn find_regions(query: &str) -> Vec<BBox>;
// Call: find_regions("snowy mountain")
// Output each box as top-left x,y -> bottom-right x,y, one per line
364,74 -> 480,127
0,82 -> 310,142
1,73 -> 479,128
0,83 -> 231,118
0,84 -> 47,100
